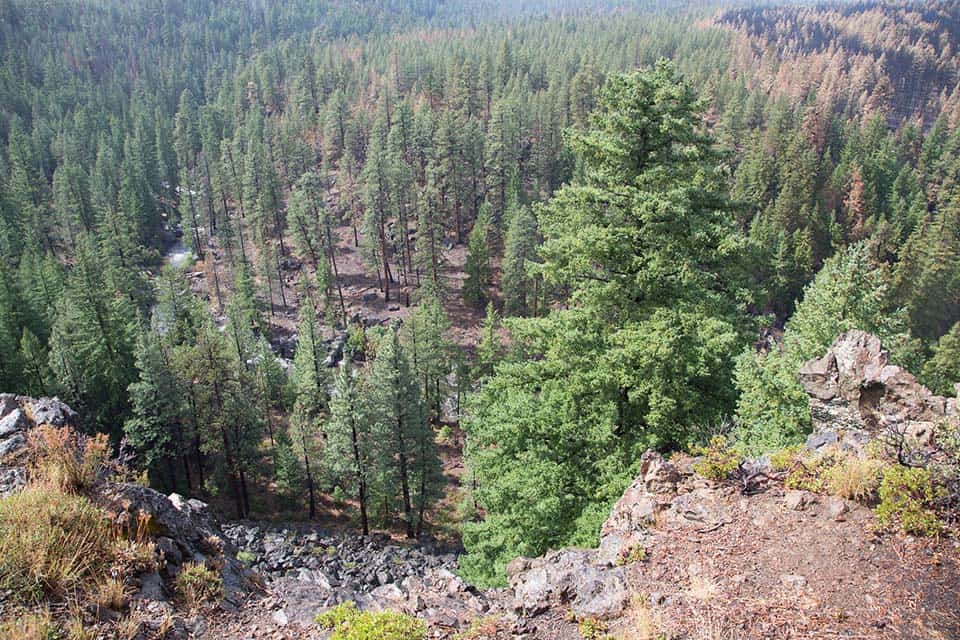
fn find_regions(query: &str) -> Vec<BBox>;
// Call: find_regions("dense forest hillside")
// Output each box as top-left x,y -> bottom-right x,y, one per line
1,0 -> 960,622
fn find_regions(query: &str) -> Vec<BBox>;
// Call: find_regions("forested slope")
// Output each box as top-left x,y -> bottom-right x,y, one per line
0,0 -> 959,593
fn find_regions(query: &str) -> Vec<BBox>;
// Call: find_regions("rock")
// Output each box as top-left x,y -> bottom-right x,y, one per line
25,396 -> 78,428
0,433 -> 25,458
271,609 -> 289,626
640,449 -> 681,494
780,574 -> 807,589
826,497 -> 849,521
799,330 -> 957,455
598,450 -> 675,564
0,467 -> 26,497
571,566 -> 630,620
670,489 -> 731,525
785,490 -> 816,511
0,408 -> 28,437
507,549 -> 626,618
157,536 -> 183,566
135,571 -> 165,601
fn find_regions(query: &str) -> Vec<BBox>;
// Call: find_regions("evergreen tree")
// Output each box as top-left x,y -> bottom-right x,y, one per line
502,204 -> 539,317
462,63 -> 747,585
48,235 -> 139,436
125,328 -> 187,490
323,361 -> 374,535
367,326 -> 438,538
463,205 -> 491,308
920,321 -> 960,397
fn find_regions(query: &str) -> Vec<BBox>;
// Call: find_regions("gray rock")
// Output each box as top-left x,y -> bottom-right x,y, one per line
0,467 -> 26,497
271,609 -> 289,626
805,429 -> 838,451
0,408 -> 28,437
571,566 -> 630,620
135,571 -> 166,601
826,497 -> 850,521
25,397 -> 77,428
785,490 -> 816,511
671,489 -> 731,524
799,331 -> 957,456
780,574 -> 807,589
0,433 -> 26,458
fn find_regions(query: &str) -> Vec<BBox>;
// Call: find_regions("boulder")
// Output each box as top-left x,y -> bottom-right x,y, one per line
25,396 -> 78,428
0,408 -> 29,438
507,549 -> 630,620
799,330 -> 957,455
598,450 -> 677,564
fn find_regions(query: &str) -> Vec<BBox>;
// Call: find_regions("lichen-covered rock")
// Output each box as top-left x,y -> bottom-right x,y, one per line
507,549 -> 629,620
799,330 -> 958,455
597,450 -> 679,564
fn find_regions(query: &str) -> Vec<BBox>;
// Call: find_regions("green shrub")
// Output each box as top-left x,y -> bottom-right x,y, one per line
876,465 -> 945,536
316,601 -> 427,640
577,616 -> 609,640
0,486 -> 114,602
236,550 -> 257,565
769,445 -> 805,472
691,436 -> 741,481
174,562 -> 223,609
615,544 -> 647,566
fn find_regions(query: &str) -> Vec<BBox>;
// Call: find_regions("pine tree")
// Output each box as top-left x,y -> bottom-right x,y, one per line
323,361 -> 374,535
125,328 -> 188,490
367,326 -> 438,538
402,289 -> 452,424
463,205 -> 491,308
290,285 -> 328,518
502,204 -> 539,316
361,111 -> 397,301
48,235 -> 139,436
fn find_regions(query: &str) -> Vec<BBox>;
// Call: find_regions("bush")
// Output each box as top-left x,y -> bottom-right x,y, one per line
876,465 -> 945,536
0,486 -> 114,602
316,601 -> 427,640
691,436 -> 741,481
577,616 -> 609,640
769,445 -> 805,472
174,562 -> 223,609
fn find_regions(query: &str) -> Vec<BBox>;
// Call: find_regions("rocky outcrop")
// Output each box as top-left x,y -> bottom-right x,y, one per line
0,396 -> 252,632
0,394 -> 77,496
799,330 -> 958,454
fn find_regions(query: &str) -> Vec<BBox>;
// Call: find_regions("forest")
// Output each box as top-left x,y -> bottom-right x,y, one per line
1,0 -> 959,589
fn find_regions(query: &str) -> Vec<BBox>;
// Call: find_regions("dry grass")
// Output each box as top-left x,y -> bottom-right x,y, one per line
0,426 -> 167,637
686,575 -> 721,602
0,486 -> 114,602
615,596 -> 664,640
114,611 -> 144,640
94,576 -> 130,611
686,608 -> 745,640
174,562 -> 223,610
27,425 -> 111,493
826,456 -> 885,502
0,608 -> 55,640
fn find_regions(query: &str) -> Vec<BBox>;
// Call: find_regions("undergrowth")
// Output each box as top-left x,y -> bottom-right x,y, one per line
316,601 -> 428,640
